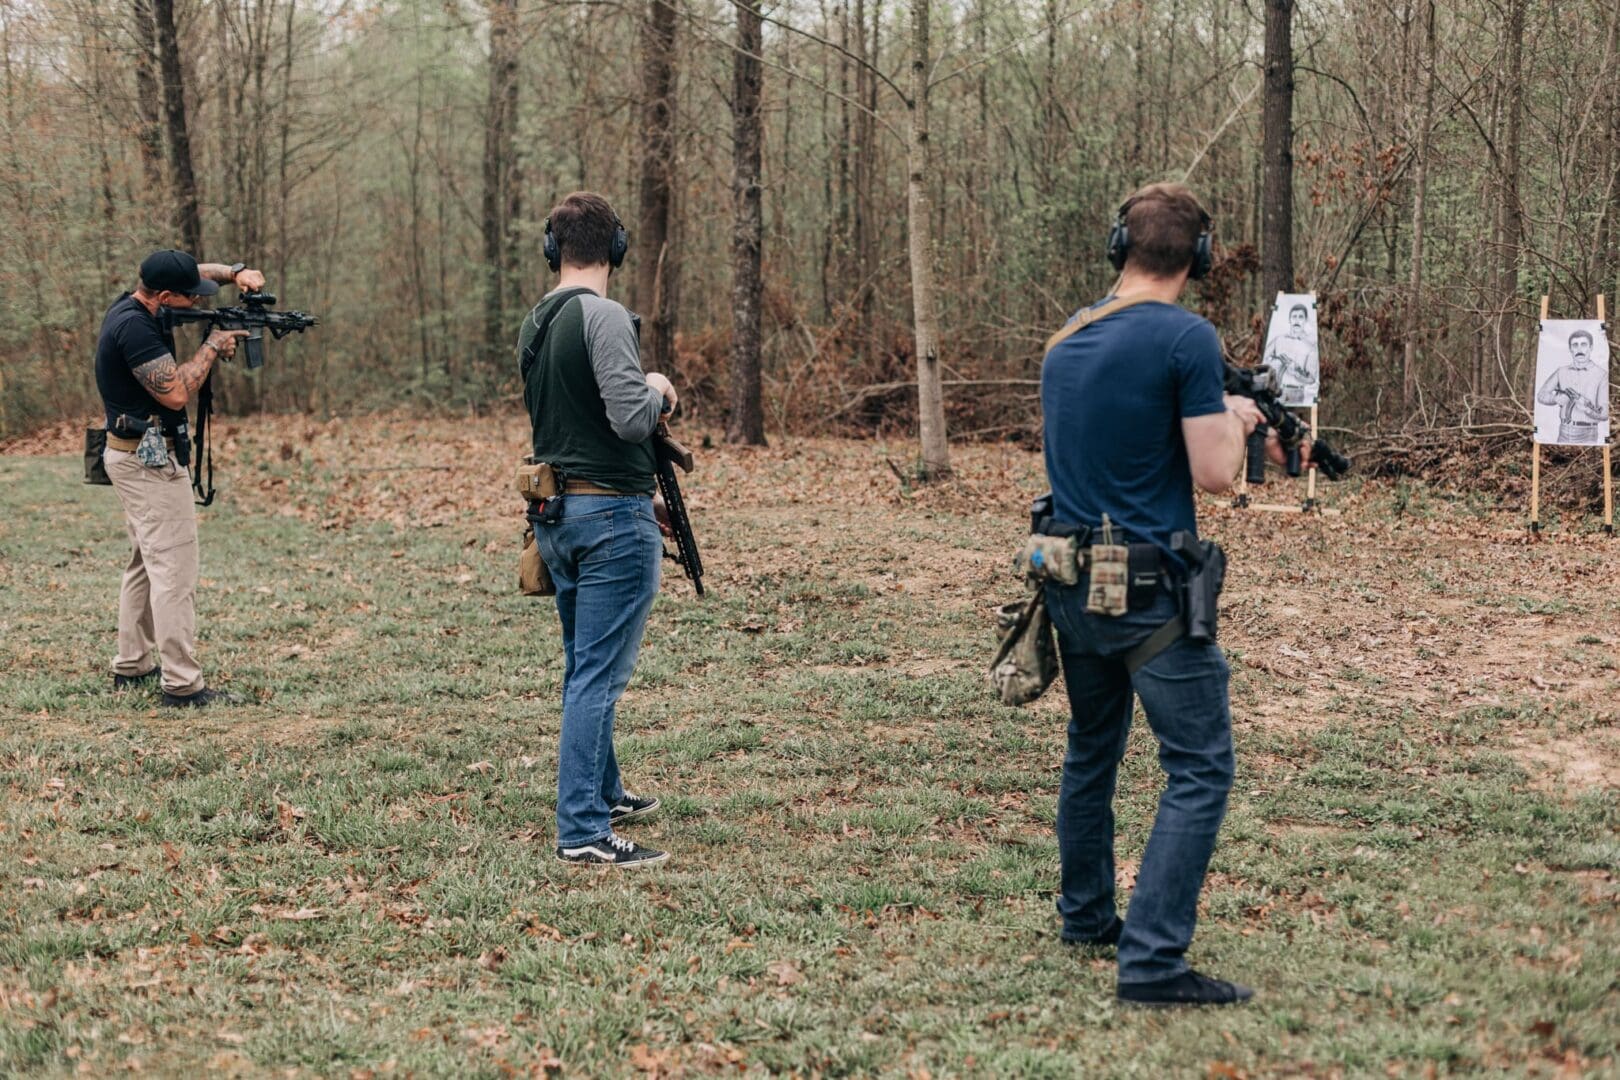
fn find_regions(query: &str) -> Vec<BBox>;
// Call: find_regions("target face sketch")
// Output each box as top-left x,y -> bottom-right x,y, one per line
1533,320 -> 1610,446
1261,293 -> 1320,407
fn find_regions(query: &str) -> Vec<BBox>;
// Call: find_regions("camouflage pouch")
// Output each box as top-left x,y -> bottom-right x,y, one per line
519,524 -> 555,597
135,425 -> 170,468
1085,516 -> 1129,616
1015,534 -> 1080,586
989,581 -> 1059,706
515,460 -> 560,501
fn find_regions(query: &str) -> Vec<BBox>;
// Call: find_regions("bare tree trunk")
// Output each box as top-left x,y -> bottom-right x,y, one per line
482,0 -> 518,380
1494,0 -> 1525,391
908,0 -> 950,478
726,0 -> 766,446
636,0 -> 680,375
1402,0 -> 1436,412
151,0 -> 201,253
129,0 -> 166,193
1261,0 -> 1294,298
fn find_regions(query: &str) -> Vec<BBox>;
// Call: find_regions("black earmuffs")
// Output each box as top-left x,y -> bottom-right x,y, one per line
1106,197 -> 1214,280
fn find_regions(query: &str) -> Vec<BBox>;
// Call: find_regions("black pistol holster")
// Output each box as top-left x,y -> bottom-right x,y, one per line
1121,531 -> 1225,674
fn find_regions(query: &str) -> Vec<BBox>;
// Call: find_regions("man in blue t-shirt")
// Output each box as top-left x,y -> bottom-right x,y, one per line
1040,183 -> 1286,1008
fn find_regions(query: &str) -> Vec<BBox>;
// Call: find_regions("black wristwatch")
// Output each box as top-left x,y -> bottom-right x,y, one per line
227,262 -> 246,284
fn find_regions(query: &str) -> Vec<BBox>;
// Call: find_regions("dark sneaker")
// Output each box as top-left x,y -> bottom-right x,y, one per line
113,668 -> 161,691
159,687 -> 233,709
556,833 -> 668,868
1117,970 -> 1254,1008
609,792 -> 660,825
1062,916 -> 1122,949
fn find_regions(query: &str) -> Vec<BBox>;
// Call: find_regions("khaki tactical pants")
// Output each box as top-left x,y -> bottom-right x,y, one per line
104,448 -> 205,696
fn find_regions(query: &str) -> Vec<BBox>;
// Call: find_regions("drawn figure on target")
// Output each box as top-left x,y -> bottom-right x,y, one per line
1262,298 -> 1319,407
1536,328 -> 1609,445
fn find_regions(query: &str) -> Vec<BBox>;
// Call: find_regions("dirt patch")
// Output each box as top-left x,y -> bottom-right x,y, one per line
1509,734 -> 1620,794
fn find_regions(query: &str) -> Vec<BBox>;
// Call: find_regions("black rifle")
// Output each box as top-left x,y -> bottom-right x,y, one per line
161,289 -> 319,369
1223,362 -> 1351,485
161,289 -> 320,505
653,423 -> 704,595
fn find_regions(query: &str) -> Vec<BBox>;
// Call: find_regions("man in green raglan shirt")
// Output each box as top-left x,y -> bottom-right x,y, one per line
518,191 -> 678,868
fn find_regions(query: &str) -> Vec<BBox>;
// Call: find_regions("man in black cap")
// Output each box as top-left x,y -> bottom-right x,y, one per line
95,250 -> 265,707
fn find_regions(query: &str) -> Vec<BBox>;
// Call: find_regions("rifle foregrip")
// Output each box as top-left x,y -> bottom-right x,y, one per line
1245,425 -> 1269,486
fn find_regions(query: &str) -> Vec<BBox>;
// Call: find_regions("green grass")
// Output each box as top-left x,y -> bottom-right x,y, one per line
0,453 -> 1615,1077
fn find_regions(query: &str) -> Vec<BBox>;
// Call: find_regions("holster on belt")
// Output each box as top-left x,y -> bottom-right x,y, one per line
516,459 -> 560,596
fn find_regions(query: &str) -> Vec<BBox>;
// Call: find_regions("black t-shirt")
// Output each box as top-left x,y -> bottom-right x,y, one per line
94,293 -> 187,435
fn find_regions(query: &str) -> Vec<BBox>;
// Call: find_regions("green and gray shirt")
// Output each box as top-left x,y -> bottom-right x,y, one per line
517,289 -> 663,494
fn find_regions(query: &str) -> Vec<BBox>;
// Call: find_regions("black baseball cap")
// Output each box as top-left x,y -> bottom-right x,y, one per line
138,249 -> 219,296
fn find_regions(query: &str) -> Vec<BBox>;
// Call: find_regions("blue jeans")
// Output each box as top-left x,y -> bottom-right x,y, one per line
531,495 -> 662,848
1045,578 -> 1234,984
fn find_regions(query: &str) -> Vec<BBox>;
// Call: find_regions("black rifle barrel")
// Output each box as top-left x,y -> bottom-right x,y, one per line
653,425 -> 704,595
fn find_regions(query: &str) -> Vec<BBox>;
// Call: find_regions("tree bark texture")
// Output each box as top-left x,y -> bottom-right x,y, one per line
151,0 -> 201,254
726,0 -> 766,446
1261,0 -> 1295,299
129,0 -> 166,192
1494,0 -> 1525,390
1402,0 -> 1435,410
482,0 -> 519,372
636,0 -> 680,375
908,0 -> 950,477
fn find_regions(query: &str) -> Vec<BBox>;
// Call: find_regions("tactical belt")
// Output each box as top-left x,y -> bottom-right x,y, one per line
106,432 -> 175,453
562,480 -> 631,496
1035,518 -> 1188,675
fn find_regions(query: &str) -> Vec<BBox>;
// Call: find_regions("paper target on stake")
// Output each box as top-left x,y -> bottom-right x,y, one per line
1261,292 -> 1320,408
1533,320 -> 1610,447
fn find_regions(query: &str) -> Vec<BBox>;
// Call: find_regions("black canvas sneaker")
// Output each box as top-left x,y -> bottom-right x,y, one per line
609,792 -> 660,825
1117,970 -> 1254,1008
555,833 -> 668,868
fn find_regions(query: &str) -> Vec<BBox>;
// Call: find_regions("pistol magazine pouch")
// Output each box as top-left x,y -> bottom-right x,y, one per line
83,427 -> 111,486
989,581 -> 1059,707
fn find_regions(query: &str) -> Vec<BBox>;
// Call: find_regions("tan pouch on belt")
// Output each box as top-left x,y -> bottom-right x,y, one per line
515,461 -> 560,501
519,525 -> 555,597
1015,534 -> 1081,586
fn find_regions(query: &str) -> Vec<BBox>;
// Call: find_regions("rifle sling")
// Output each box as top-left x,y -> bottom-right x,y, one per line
1123,614 -> 1185,676
1043,295 -> 1153,354
519,287 -> 597,381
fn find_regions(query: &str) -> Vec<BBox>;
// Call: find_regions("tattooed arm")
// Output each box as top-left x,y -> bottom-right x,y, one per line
130,330 -> 248,410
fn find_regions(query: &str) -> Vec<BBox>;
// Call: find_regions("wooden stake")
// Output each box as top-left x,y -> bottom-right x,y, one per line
1530,295 -> 1549,533
1601,294 -> 1613,533
1531,442 -> 1541,531
1305,403 -> 1319,509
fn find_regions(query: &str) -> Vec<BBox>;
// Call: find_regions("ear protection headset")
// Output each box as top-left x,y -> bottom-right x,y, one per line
544,213 -> 629,273
1106,196 -> 1214,280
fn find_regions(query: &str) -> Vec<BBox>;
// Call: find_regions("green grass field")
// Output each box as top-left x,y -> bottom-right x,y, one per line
0,429 -> 1615,1078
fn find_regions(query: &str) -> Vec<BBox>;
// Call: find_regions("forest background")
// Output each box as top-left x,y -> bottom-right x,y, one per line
1,0 -> 1617,475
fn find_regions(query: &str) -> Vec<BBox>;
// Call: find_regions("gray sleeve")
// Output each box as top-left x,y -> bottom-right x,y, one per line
579,296 -> 662,442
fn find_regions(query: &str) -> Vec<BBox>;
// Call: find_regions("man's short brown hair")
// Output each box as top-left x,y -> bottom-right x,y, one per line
1120,182 -> 1210,277
548,192 -> 622,268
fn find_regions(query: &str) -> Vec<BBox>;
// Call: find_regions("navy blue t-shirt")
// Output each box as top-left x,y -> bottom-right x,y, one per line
1041,298 -> 1226,554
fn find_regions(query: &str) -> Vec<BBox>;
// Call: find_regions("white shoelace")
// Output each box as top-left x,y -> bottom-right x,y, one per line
607,834 -> 635,853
